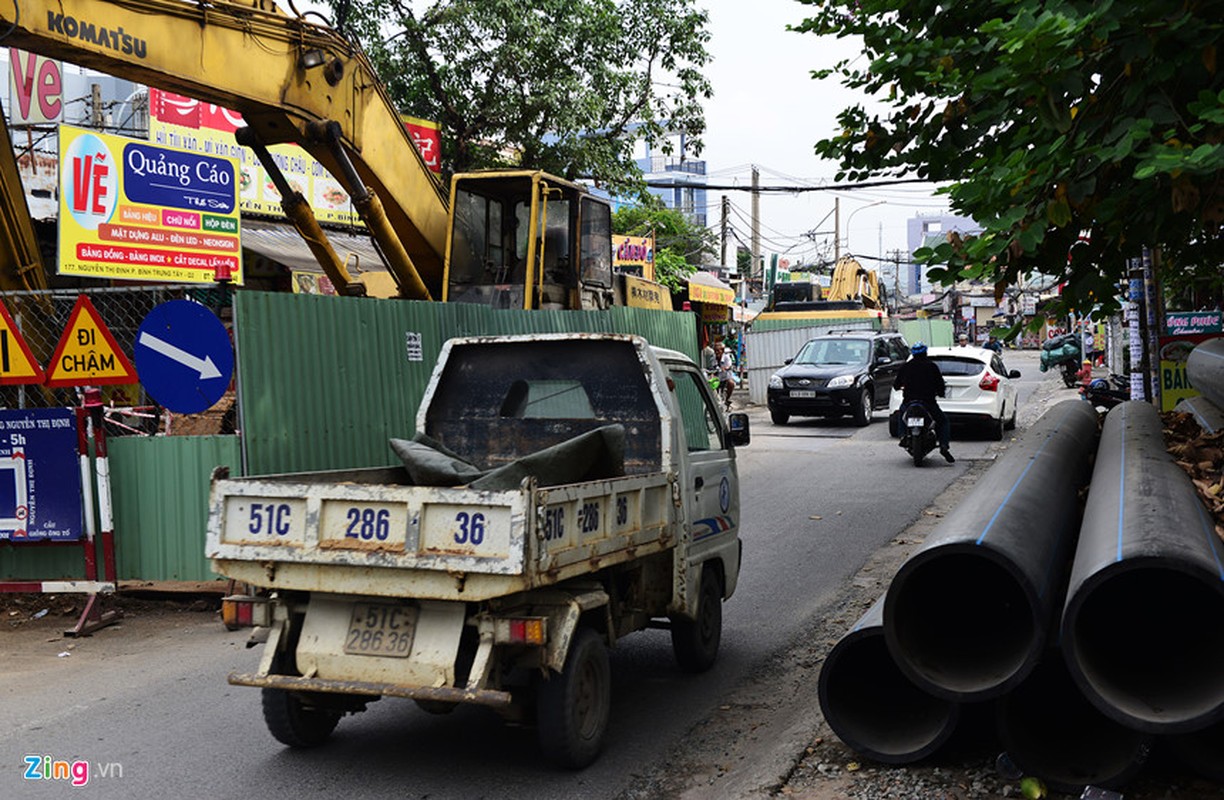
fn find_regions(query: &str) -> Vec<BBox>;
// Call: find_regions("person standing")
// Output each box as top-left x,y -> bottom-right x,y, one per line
894,342 -> 954,463
702,339 -> 718,373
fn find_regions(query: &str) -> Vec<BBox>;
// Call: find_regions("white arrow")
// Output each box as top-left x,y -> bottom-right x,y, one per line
138,331 -> 223,380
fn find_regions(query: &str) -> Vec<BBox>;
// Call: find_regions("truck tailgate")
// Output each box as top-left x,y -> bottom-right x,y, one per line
207,470 -> 677,599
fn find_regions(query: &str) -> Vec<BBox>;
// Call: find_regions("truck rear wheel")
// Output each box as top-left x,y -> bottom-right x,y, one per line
671,569 -> 723,673
261,688 -> 341,748
536,626 -> 610,769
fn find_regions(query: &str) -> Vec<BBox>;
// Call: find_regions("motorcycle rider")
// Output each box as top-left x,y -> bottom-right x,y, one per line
894,342 -> 955,463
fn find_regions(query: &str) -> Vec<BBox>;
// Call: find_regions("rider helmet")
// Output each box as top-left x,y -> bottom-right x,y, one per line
910,342 -> 928,356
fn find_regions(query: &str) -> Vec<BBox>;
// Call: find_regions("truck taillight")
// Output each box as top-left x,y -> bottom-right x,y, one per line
222,595 -> 271,629
979,373 -> 1000,392
495,617 -> 547,645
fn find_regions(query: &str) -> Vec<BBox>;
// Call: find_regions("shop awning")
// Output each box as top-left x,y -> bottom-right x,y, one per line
240,219 -> 400,297
241,219 -> 386,273
687,271 -> 736,307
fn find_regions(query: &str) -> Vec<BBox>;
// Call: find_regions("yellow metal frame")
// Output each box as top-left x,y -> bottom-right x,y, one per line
0,0 -> 448,298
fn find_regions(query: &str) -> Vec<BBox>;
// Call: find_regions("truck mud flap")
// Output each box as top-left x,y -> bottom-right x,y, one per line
228,672 -> 513,708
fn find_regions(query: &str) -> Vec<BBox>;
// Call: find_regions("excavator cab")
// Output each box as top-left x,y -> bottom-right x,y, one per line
444,171 -> 614,310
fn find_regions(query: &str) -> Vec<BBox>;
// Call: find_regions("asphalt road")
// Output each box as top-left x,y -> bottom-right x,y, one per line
0,350 -> 1058,800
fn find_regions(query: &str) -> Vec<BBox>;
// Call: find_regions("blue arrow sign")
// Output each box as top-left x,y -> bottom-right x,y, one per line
135,300 -> 233,414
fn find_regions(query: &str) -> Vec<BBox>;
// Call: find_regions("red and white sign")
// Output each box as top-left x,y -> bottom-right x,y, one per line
402,115 -> 442,174
8,49 -> 62,124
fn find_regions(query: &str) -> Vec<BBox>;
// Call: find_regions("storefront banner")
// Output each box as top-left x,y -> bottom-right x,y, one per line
401,115 -> 442,174
1157,334 -> 1216,412
148,88 -> 359,227
1166,311 -> 1222,335
688,272 -> 735,307
57,124 -> 242,284
623,274 -> 671,311
613,235 -> 655,282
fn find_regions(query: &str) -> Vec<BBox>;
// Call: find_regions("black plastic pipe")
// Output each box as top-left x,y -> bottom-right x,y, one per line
1061,400 -> 1224,733
1175,395 -> 1224,435
996,652 -> 1152,794
1166,720 -> 1224,783
818,596 -> 960,764
1186,337 -> 1224,411
884,401 -> 1100,701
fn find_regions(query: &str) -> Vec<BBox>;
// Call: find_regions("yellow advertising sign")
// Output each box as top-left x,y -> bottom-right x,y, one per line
613,235 -> 655,282
0,301 -> 46,385
45,294 -> 138,387
57,124 -> 242,284
149,89 -> 360,226
688,279 -> 735,307
623,275 -> 671,311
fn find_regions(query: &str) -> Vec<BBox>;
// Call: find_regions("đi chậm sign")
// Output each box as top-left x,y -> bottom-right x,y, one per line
57,123 -> 242,284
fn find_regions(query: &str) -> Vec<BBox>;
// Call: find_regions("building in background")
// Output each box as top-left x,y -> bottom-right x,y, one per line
636,135 -> 707,229
905,212 -> 980,295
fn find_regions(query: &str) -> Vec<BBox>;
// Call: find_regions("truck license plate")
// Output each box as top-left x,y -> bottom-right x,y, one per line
343,603 -> 416,658
790,390 -> 816,398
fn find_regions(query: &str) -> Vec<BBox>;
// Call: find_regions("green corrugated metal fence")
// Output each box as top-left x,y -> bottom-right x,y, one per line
0,292 -> 696,582
235,292 -> 698,475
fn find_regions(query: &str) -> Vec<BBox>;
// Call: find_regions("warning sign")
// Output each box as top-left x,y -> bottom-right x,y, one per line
0,301 -> 46,385
45,295 -> 138,387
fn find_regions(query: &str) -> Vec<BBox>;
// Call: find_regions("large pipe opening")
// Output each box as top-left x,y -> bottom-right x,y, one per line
888,552 -> 1037,699
1067,567 -> 1224,731
997,657 -> 1152,793
819,632 -> 958,763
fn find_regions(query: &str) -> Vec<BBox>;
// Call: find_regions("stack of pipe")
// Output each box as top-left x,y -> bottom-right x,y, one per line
821,395 -> 1224,790
1059,400 -> 1224,785
820,401 -> 1100,764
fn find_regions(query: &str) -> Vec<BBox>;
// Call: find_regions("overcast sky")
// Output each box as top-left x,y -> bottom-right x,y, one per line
695,0 -> 949,271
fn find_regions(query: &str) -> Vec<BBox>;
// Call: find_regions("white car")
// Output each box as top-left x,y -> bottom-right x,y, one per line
888,346 -> 1021,440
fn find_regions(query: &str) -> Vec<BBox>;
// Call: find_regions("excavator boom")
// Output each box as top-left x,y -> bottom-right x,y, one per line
0,0 -> 448,297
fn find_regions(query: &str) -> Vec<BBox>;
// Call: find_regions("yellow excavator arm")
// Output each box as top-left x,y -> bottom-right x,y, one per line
0,0 -> 449,298
0,111 -> 46,292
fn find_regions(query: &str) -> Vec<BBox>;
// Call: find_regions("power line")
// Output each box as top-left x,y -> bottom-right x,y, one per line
644,177 -> 932,193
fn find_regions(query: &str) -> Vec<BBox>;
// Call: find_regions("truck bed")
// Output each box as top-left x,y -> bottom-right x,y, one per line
206,466 -> 677,601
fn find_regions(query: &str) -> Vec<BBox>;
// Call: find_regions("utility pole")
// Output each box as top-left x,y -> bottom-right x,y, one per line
751,166 -> 760,287
891,249 -> 903,309
721,195 -> 729,271
833,197 -> 841,262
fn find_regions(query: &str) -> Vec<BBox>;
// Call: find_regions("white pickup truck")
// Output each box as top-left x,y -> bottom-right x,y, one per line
206,333 -> 749,768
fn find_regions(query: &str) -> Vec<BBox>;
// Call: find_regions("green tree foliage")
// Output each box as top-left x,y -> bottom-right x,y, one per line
612,201 -> 717,290
328,0 -> 712,199
795,0 -> 1224,316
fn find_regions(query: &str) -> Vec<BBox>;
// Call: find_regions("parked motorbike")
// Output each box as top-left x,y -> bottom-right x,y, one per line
1081,374 -> 1130,410
898,401 -> 939,466
1039,333 -> 1084,388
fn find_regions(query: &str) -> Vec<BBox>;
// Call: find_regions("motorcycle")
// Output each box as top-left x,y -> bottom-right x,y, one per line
705,370 -> 733,412
1081,374 -> 1130,410
1039,333 -> 1084,388
898,401 -> 939,466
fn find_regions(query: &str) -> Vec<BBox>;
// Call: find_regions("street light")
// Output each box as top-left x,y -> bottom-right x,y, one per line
842,200 -> 885,257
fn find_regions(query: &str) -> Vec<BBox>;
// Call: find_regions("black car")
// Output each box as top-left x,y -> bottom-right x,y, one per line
766,331 -> 909,426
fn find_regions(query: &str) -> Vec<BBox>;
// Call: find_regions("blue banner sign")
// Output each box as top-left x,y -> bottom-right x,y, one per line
0,408 -> 83,542
123,142 -> 236,214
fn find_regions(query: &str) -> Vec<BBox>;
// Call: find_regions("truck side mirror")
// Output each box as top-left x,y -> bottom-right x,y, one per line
727,413 -> 750,447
